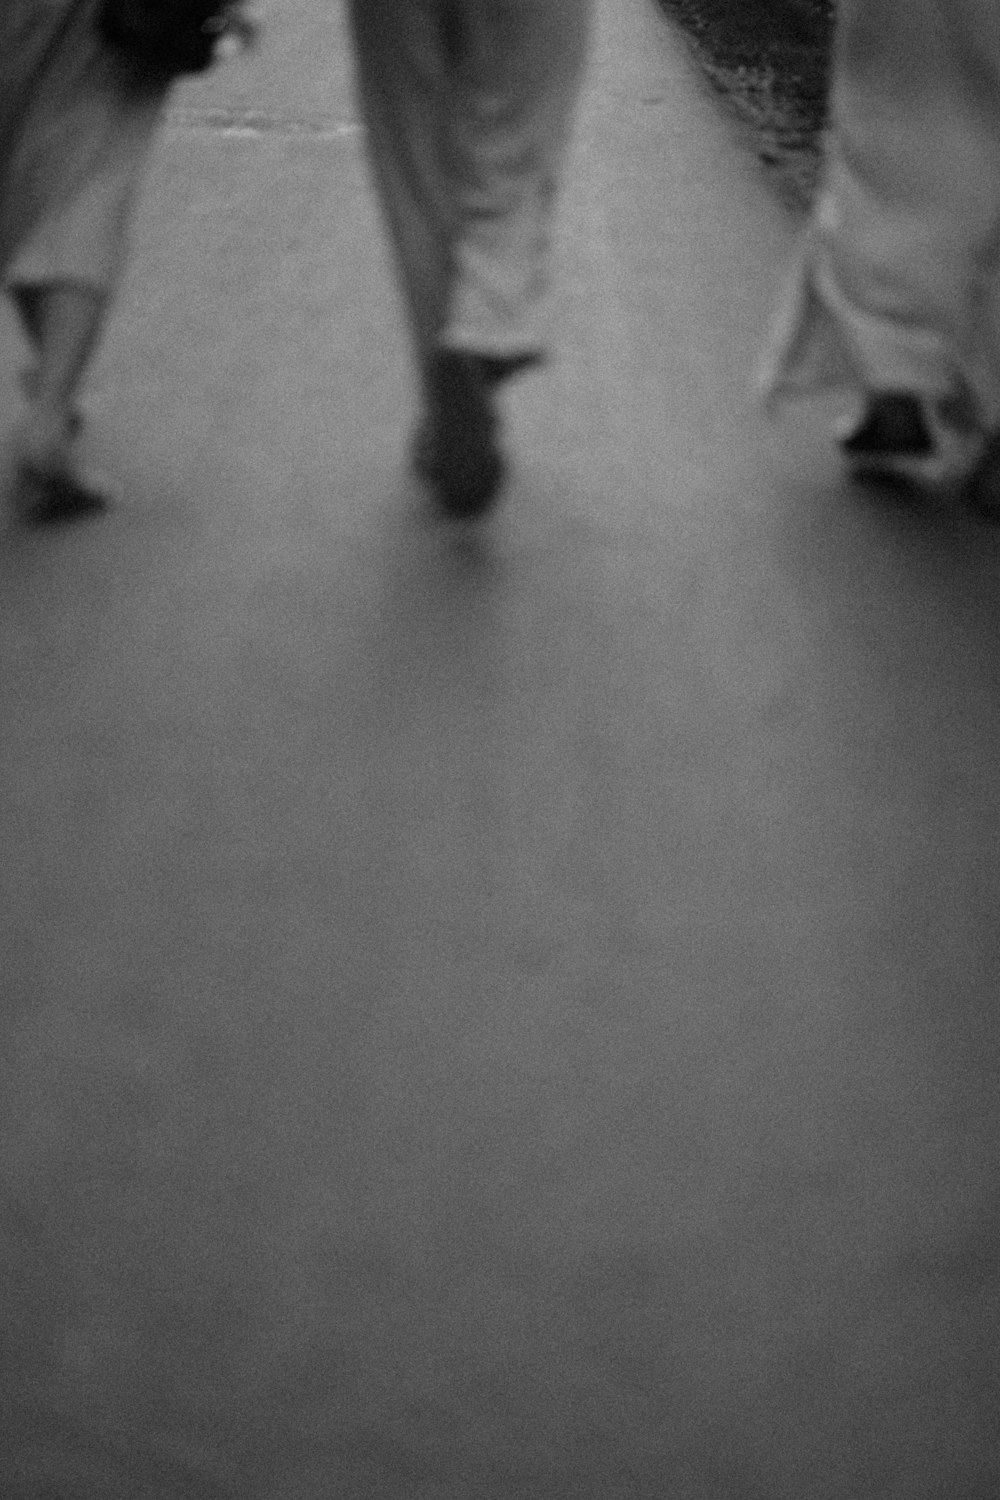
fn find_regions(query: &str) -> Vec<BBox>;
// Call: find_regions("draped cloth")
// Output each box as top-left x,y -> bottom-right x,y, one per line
0,0 -> 166,303
761,0 -> 1000,436
346,0 -> 592,383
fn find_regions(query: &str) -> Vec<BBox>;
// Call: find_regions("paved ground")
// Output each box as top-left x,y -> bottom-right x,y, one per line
2,3 -> 999,1498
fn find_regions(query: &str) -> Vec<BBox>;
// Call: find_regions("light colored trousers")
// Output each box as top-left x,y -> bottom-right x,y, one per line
347,0 -> 592,389
762,0 -> 1000,430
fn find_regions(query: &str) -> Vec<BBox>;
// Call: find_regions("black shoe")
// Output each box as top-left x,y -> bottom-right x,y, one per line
840,391 -> 933,494
840,389 -> 983,495
413,350 -> 506,519
11,461 -> 110,525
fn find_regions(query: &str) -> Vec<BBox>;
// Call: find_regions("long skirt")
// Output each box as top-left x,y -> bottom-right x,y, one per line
0,0 -> 166,309
347,0 -> 592,385
761,0 -> 1000,438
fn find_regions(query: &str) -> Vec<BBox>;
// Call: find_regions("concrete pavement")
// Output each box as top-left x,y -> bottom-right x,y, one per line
1,2 -> 999,1498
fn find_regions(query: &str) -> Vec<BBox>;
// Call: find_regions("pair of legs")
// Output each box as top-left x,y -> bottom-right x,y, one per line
347,0 -> 592,516
761,0 -> 1000,512
1,0 -> 169,523
7,278 -> 110,519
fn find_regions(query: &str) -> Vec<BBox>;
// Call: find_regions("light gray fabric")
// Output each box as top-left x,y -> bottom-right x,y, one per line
347,0 -> 592,381
0,0 -> 166,300
761,0 -> 1000,434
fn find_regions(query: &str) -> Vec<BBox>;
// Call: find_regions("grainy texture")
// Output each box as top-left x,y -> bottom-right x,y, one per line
657,0 -> 834,208
3,5 -> 1000,1500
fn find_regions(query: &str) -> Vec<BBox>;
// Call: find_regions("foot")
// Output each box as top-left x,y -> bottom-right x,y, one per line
413,350 -> 507,519
839,389 -> 984,496
7,408 -> 109,524
11,459 -> 110,525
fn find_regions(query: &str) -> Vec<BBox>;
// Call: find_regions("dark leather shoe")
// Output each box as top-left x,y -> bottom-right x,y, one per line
413,350 -> 507,518
841,391 -> 933,456
11,461 -> 110,525
840,389 -> 983,496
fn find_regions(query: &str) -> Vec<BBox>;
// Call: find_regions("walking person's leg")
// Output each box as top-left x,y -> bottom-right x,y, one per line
349,0 -> 591,516
761,0 -> 1000,502
420,0 -> 591,516
444,0 -> 591,370
9,282 -> 111,516
1,1 -> 168,521
347,0 -> 454,394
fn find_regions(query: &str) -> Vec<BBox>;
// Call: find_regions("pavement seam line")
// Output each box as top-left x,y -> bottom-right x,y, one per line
166,108 -> 362,138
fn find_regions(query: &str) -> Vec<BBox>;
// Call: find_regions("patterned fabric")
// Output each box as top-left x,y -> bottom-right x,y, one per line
761,0 -> 1000,438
